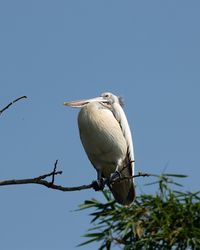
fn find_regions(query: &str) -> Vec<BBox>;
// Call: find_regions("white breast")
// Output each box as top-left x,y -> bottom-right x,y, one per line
78,102 -> 127,177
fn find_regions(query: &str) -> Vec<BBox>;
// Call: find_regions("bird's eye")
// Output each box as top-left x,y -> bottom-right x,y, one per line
104,94 -> 110,98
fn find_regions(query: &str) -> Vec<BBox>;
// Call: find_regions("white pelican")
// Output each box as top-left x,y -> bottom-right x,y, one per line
64,92 -> 135,205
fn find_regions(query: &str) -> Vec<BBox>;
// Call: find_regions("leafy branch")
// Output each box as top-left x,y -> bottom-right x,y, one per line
78,174 -> 200,250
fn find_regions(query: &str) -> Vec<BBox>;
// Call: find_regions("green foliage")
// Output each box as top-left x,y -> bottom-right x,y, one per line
78,174 -> 200,249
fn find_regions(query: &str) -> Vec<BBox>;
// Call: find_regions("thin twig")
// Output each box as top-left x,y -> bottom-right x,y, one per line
117,172 -> 150,182
105,172 -> 150,186
51,159 -> 59,184
0,96 -> 27,115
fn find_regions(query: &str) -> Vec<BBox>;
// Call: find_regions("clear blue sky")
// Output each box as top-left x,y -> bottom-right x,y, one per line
1,1 -> 200,249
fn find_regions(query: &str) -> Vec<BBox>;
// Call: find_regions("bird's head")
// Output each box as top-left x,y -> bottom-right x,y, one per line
64,92 -> 123,108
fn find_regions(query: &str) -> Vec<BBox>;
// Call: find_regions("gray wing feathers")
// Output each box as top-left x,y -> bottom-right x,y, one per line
109,103 -> 135,205
112,103 -> 134,173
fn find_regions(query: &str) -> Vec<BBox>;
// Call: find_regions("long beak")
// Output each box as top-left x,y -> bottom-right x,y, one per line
64,96 -> 105,108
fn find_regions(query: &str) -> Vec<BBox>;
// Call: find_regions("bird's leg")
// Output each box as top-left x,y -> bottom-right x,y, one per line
92,170 -> 105,191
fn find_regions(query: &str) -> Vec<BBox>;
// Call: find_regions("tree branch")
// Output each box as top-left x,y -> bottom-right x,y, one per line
0,96 -> 27,116
0,161 -> 150,192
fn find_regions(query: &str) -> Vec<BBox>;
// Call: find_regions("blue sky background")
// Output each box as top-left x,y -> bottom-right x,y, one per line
1,1 -> 200,249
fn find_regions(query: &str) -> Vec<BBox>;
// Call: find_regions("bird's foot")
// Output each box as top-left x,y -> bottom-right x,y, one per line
92,178 -> 105,191
109,170 -> 121,184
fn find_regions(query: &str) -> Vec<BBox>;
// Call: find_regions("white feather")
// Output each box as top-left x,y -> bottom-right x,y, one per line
112,102 -> 135,175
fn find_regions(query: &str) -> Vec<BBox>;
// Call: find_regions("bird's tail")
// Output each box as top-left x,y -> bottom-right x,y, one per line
110,178 -> 135,205
109,156 -> 135,205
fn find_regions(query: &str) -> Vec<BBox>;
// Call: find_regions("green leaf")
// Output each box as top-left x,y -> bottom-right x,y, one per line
78,199 -> 100,210
77,237 -> 100,247
164,173 -> 188,178
84,233 -> 104,238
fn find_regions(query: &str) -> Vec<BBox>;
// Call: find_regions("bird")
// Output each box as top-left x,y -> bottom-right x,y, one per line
64,92 -> 135,205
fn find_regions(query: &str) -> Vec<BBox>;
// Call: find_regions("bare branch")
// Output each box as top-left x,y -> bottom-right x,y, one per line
0,96 -> 27,116
0,172 -> 93,191
0,161 -> 150,192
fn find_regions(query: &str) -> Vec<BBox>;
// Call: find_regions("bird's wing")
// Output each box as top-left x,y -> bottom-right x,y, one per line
112,103 -> 134,173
